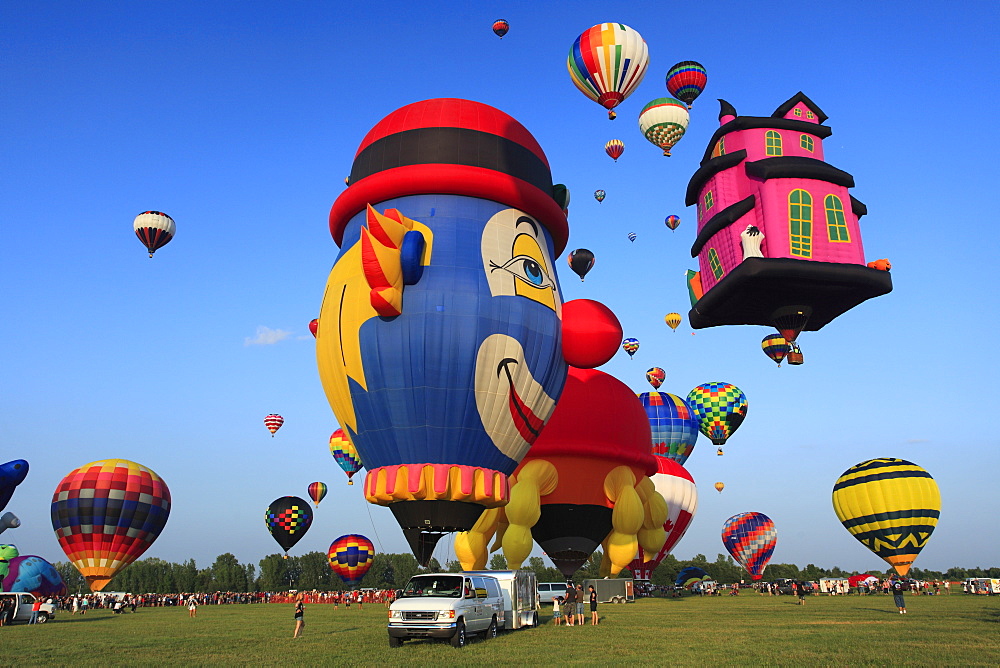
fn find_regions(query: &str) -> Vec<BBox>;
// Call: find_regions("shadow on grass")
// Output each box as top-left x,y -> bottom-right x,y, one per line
857,608 -> 906,615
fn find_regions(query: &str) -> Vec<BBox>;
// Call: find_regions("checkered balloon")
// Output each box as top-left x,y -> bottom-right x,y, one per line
265,496 -> 313,555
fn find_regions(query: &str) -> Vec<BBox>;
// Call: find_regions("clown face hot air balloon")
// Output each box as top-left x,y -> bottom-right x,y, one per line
628,456 -> 697,580
328,534 -> 375,587
307,482 -> 328,507
645,367 -> 665,390
622,337 -> 639,358
686,382 -> 748,454
832,458 -> 940,577
605,139 -> 624,162
722,511 -> 776,580
639,98 -> 690,157
329,429 -> 363,485
594,189 -> 606,203
492,19 -> 509,39
265,496 -> 312,557
762,334 -> 790,366
50,459 -> 171,592
665,215 -> 681,231
567,23 -> 649,120
665,61 -> 707,109
664,313 -> 682,331
567,248 -> 595,281
133,211 -> 175,258
637,392 -> 699,465
264,414 -> 284,436
319,99 -> 570,565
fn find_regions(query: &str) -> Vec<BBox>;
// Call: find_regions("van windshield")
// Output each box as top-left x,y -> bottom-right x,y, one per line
401,576 -> 463,598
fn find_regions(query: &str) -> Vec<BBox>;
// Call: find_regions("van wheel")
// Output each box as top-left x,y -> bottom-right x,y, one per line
486,617 -> 497,639
532,611 -> 538,627
36,613 -> 49,624
450,621 -> 466,648
388,636 -> 402,648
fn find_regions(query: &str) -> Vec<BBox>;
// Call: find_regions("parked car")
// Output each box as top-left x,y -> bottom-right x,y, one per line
461,570 -> 539,629
537,582 -> 569,605
387,573 -> 504,648
0,593 -> 56,624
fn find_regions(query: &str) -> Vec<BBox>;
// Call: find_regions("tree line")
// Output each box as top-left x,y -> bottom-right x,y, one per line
51,552 -> 1000,595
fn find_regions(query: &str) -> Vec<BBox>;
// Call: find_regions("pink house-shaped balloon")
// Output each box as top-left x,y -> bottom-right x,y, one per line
686,93 -> 891,334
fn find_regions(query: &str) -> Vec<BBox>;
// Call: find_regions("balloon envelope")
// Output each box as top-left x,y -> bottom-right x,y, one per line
722,511 -> 776,580
133,211 -> 175,258
832,458 -> 940,577
638,98 -> 690,156
307,482 -> 328,507
628,456 -> 697,579
627,232 -> 636,243
714,482 -> 725,493
686,382 -> 748,448
492,19 -> 509,38
645,367 -> 665,390
328,534 -> 375,586
3,554 -> 66,597
665,215 -> 681,231
675,566 -> 709,588
762,334 -> 790,366
637,392 -> 699,465
664,313 -> 682,331
265,496 -> 313,555
621,337 -> 639,358
264,414 -> 284,436
665,61 -> 707,108
309,319 -> 319,338
567,249 -> 595,281
0,459 -> 29,513
329,429 -> 363,484
50,459 -> 171,592
594,189 -> 606,203
605,139 -> 625,161
567,23 -> 649,119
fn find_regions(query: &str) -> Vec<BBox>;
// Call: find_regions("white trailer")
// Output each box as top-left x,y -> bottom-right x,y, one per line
462,570 -> 539,629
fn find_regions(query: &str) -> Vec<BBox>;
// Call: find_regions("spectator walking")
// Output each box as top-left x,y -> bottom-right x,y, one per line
293,597 -> 305,638
187,596 -> 198,618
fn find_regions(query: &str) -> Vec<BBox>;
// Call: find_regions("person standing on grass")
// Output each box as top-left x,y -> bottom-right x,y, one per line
891,577 -> 908,614
588,585 -> 598,625
575,584 -> 586,626
187,595 -> 198,618
28,597 -> 42,624
796,581 -> 807,605
293,596 -> 305,638
563,584 -> 576,626
552,596 -> 563,626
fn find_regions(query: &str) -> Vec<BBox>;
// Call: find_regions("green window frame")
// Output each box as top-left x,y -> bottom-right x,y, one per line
766,131 -> 782,156
708,248 -> 724,279
704,190 -> 714,211
825,194 -> 851,242
789,189 -> 812,257
793,108 -> 802,117
806,111 -> 815,119
711,136 -> 726,158
800,134 -> 814,152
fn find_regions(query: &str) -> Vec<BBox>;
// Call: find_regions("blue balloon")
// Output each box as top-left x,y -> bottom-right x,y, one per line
0,460 -> 28,513
637,393 -> 699,466
2,554 -> 66,596
675,566 -> 709,587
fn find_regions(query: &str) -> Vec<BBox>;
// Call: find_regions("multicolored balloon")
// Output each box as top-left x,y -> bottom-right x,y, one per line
622,337 -> 639,358
637,392 -> 699,465
762,334 -> 790,366
645,367 -> 665,390
567,248 -> 595,281
328,534 -> 375,587
675,566 -> 709,589
567,23 -> 649,120
665,61 -> 708,109
686,382 -> 748,453
721,511 -> 776,580
1,552 -> 66,597
264,413 -> 284,436
51,459 -> 171,592
832,458 -> 940,577
329,429 -> 363,485
638,98 -> 690,157
665,215 -> 681,231
627,456 -> 697,580
664,313 -> 682,331
492,19 -> 509,39
594,189 -> 606,203
605,139 -> 625,162
265,496 -> 313,557
133,211 -> 175,258
627,232 -> 637,243
307,482 -> 328,507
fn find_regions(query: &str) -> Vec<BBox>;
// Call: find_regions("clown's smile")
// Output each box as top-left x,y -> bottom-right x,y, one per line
496,357 -> 546,442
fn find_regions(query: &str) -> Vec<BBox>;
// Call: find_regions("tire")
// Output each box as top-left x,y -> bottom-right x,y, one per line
36,613 -> 49,624
485,616 -> 497,639
388,635 -> 403,648
532,611 -> 538,627
450,620 -> 466,648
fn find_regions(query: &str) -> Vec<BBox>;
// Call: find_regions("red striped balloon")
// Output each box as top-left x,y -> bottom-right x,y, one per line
605,139 -> 625,162
264,414 -> 284,436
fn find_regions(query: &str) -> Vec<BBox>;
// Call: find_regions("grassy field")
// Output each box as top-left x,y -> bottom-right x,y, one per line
5,594 -> 999,666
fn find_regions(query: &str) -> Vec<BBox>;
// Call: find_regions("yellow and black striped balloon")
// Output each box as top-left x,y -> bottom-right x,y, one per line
832,458 -> 940,577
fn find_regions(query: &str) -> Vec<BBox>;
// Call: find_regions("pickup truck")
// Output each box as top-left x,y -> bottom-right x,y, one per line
0,592 -> 57,624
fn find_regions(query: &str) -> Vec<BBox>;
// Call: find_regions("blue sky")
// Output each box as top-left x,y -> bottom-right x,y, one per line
3,1 -> 998,576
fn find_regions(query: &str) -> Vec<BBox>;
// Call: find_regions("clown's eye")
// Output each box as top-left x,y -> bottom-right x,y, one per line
497,255 -> 553,289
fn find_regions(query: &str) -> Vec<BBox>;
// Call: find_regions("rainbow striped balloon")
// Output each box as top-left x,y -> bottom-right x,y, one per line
721,512 -> 776,580
567,23 -> 649,119
328,534 -> 375,586
832,458 -> 940,577
307,481 -> 328,507
329,429 -> 363,484
665,61 -> 708,109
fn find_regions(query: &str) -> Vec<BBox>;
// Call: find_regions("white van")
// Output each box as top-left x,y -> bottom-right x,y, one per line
462,570 -> 539,629
388,573 -> 504,648
537,582 -> 569,605
0,592 -> 56,624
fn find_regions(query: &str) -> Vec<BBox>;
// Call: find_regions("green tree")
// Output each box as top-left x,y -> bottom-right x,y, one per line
298,551 -> 332,590
211,553 -> 247,591
174,559 -> 199,592
445,559 -> 463,573
258,554 -> 291,591
52,562 -> 86,594
489,553 -> 509,570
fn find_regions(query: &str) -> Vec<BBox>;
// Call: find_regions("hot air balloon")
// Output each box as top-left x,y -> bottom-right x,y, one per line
265,496 -> 313,557
627,456 -> 697,580
665,61 -> 708,109
637,392 -> 699,465
264,413 -> 284,436
0,459 -> 28,513
328,534 -> 375,587
665,215 -> 681,231
645,367 -> 665,390
319,99 -> 573,565
761,334 -> 790,367
638,98 -> 689,156
329,429 -> 363,485
622,337 -> 639,358
0,512 -> 20,536
832,459 -> 940,578
307,482 -> 328,507
492,19 -> 509,38
664,313 -> 682,331
675,566 -> 709,588
309,318 -> 319,338
594,189 -> 606,203
567,23 -> 649,120
605,139 -> 625,162
567,248 -> 595,281
1,551 -> 66,597
627,232 -> 637,243
50,459 -> 171,592
686,382 -> 747,455
772,306 -> 811,344
133,211 -> 175,258
714,482 -> 725,493
722,511 -> 776,580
